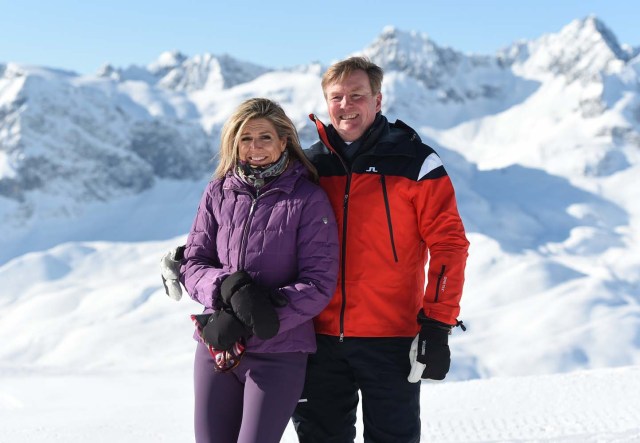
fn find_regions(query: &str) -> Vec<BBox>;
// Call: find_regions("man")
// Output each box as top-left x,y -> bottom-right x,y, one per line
292,57 -> 469,443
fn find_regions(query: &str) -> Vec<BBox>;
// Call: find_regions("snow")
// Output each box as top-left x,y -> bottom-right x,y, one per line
1,15 -> 640,442
1,367 -> 639,442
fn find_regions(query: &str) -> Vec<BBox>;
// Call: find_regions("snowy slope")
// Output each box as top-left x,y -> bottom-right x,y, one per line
1,234 -> 638,441
1,366 -> 639,442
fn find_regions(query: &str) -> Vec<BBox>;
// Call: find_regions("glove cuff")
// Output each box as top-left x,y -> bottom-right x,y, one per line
417,309 -> 453,330
417,309 -> 451,345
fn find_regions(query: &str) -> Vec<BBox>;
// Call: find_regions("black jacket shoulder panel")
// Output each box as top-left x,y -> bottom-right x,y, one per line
304,116 -> 447,181
357,119 -> 447,180
304,141 -> 346,177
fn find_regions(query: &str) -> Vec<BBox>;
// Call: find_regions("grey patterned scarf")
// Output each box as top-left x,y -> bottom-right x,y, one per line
236,150 -> 289,190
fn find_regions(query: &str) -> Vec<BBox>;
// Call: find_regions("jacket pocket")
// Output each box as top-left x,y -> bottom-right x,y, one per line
380,175 -> 399,263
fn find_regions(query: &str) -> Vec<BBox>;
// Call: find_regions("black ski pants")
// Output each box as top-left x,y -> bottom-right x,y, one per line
292,334 -> 421,443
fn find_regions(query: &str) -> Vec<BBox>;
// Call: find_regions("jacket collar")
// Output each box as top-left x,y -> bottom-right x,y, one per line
326,113 -> 387,156
312,113 -> 420,159
223,160 -> 306,195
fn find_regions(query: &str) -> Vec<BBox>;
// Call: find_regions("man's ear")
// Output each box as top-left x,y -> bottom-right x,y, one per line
375,92 -> 382,112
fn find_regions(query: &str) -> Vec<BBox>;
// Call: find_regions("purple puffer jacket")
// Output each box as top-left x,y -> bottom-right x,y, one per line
180,160 -> 339,353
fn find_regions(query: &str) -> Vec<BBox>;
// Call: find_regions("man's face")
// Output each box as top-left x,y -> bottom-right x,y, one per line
324,70 -> 382,142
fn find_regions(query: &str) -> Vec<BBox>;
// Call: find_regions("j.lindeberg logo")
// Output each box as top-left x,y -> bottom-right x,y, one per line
365,166 -> 378,173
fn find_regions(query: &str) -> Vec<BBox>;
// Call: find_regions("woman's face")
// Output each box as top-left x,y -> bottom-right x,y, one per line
238,118 -> 287,166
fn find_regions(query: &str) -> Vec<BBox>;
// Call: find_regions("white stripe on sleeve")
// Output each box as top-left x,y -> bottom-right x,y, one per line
418,153 -> 443,180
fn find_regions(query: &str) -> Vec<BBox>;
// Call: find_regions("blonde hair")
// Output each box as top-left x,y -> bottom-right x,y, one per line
321,56 -> 384,96
214,98 -> 318,181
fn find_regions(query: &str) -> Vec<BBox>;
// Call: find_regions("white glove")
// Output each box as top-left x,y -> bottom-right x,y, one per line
160,245 -> 185,301
407,334 -> 425,383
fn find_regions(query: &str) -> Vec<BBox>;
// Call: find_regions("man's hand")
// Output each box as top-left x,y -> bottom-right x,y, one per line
408,312 -> 452,382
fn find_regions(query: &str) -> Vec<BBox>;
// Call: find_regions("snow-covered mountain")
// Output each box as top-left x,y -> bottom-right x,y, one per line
97,50 -> 271,92
1,15 -> 639,385
0,63 -> 213,219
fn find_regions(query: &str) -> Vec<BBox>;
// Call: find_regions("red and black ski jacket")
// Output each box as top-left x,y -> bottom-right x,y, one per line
305,113 -> 469,338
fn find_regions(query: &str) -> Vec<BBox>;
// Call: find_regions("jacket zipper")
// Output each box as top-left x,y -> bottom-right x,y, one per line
237,189 -> 277,270
238,197 -> 257,270
309,114 -> 349,342
434,265 -> 446,302
339,173 -> 352,342
379,175 -> 398,263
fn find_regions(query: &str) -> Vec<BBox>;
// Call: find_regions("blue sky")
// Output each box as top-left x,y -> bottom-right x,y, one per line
1,0 -> 638,74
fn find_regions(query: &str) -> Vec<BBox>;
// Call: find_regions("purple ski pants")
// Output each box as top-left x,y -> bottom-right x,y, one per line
194,342 -> 307,443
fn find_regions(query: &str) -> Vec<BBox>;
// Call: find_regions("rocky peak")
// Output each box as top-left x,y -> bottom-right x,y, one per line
147,50 -> 189,75
154,52 -> 270,91
502,16 -> 629,82
362,26 -> 463,89
96,51 -> 271,92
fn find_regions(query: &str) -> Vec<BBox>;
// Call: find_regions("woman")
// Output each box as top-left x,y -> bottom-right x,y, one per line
180,98 -> 339,443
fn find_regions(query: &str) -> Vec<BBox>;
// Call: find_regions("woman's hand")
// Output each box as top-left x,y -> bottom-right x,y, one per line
198,310 -> 250,351
220,271 -> 282,339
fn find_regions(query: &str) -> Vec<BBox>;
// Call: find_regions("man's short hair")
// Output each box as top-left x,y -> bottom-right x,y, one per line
321,56 -> 384,96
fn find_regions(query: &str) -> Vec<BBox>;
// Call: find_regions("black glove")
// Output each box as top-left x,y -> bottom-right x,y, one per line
408,310 -> 452,382
220,271 -> 281,340
201,310 -> 251,351
220,271 -> 289,307
267,289 -> 288,307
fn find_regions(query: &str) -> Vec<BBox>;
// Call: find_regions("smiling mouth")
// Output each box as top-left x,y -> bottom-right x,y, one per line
341,113 -> 358,120
248,156 -> 268,162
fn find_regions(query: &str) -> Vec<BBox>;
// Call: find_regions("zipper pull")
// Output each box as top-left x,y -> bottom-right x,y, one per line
339,333 -> 344,343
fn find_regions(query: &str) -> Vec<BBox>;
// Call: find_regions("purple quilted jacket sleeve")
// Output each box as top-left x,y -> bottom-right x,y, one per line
180,180 -> 229,309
